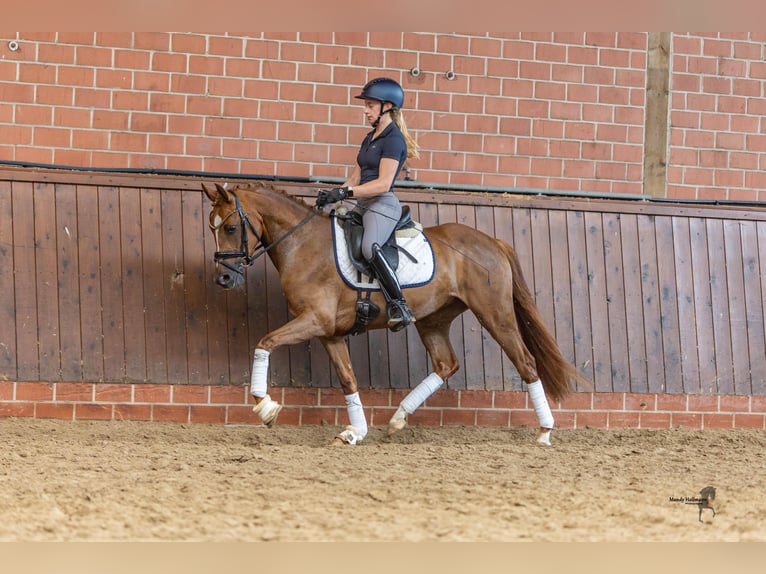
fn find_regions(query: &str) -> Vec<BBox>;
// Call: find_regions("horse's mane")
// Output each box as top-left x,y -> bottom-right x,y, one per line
233,180 -> 315,211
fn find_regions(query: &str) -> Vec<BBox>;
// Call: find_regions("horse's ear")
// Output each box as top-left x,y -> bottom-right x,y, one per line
214,183 -> 233,203
201,183 -> 217,203
201,183 -> 232,204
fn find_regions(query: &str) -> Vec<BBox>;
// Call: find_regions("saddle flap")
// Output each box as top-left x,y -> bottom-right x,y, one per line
340,208 -> 407,274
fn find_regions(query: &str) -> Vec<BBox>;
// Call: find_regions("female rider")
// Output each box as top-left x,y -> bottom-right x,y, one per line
316,77 -> 420,332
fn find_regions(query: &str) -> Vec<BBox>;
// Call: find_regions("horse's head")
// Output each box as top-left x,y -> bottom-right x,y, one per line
202,182 -> 265,289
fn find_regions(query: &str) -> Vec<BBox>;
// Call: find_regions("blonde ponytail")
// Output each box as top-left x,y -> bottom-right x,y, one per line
391,109 -> 420,160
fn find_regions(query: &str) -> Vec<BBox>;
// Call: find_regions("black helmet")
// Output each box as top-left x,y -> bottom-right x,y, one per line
355,77 -> 404,109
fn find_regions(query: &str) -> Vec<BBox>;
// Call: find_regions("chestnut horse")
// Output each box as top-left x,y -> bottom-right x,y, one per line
203,181 -> 588,445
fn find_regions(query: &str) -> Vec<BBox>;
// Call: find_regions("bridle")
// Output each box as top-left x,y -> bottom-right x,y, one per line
209,189 -> 320,276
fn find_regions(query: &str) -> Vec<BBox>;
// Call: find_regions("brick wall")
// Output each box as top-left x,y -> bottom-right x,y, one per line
668,32 -> 766,201
1,32 -> 765,201
2,381 -> 764,430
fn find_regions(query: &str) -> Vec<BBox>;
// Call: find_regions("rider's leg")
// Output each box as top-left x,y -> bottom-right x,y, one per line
360,199 -> 414,331
368,243 -> 414,331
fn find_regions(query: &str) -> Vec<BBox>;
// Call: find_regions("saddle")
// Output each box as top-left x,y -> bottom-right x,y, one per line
339,206 -> 416,277
336,206 -> 419,336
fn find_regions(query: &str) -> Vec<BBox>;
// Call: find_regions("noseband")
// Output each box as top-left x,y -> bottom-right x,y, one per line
209,190 -> 321,276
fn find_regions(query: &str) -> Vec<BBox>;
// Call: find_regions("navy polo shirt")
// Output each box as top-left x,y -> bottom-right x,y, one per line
356,122 -> 407,189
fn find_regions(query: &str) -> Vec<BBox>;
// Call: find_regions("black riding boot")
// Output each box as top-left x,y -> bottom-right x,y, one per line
369,243 -> 414,332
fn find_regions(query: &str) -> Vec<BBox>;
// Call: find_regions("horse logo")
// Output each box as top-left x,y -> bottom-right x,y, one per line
696,486 -> 717,522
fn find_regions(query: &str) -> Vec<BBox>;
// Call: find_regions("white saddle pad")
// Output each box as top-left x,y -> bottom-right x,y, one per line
331,214 -> 435,290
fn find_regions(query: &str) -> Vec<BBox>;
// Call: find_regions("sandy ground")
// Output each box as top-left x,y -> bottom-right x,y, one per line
1,417 -> 764,542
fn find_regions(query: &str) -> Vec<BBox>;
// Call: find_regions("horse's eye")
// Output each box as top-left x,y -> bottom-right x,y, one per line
224,225 -> 237,235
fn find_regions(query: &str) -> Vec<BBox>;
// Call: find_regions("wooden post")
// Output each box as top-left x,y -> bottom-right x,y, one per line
643,32 -> 671,198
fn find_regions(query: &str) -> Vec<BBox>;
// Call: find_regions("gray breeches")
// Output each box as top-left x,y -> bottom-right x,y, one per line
357,194 -> 401,261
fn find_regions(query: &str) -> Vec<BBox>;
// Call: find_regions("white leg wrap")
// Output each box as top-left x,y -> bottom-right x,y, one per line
525,379 -> 554,429
400,373 -> 444,414
250,348 -> 270,398
344,392 -> 368,440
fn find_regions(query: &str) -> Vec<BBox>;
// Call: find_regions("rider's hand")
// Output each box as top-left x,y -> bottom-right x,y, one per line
315,186 -> 352,208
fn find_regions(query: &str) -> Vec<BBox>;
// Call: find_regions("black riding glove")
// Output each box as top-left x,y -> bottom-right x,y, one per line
315,186 -> 352,208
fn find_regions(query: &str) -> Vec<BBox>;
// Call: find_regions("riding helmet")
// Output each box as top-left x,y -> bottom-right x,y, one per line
355,77 -> 404,109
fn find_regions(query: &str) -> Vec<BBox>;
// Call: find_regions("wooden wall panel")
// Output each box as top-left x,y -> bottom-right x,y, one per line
619,215 -> 648,393
0,181 -> 16,379
1,168 -> 765,398
119,187 -> 147,382
13,182 -> 40,381
56,184 -> 83,382
689,218 -> 716,394
99,186 -> 126,382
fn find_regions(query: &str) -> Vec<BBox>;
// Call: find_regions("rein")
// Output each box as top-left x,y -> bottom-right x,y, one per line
211,190 -> 320,275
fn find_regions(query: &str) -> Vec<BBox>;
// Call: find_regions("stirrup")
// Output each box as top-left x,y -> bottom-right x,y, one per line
386,301 -> 414,332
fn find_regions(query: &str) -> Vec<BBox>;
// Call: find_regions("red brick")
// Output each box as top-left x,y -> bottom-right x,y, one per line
0,381 -> 13,400
671,413 -> 703,429
16,382 -> 54,401
593,392 -> 624,410
460,390 -> 494,408
226,405 -> 261,425
625,393 -> 655,411
359,389 -> 391,407
476,410 -> 510,427
553,412 -> 576,429
576,411 -> 609,429
688,395 -> 719,412
114,404 -> 152,421
173,385 -> 208,404
95,384 -> 132,403
210,386 -> 247,405
134,384 -> 171,403
703,413 -> 734,429
657,393 -> 688,411
424,389 -> 459,408
35,402 -> 74,420
640,412 -> 672,429
190,406 -> 226,424
408,409 -> 442,427
442,409 -> 476,426
494,391 -> 527,409
152,405 -> 189,423
509,410 -> 538,428
752,396 -> 766,413
734,414 -> 765,429
719,395 -> 750,412
300,407 -> 338,426
0,402 -> 34,417
275,407 -> 300,426
558,392 -> 592,410
76,403 -> 113,420
608,412 -> 641,428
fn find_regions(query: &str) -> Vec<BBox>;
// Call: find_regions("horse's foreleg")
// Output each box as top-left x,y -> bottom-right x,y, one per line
388,318 -> 460,435
321,336 -> 367,445
250,314 -> 327,428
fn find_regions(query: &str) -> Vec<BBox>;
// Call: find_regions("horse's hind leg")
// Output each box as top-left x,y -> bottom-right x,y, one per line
320,336 -> 368,445
476,311 -> 554,445
388,310 -> 461,435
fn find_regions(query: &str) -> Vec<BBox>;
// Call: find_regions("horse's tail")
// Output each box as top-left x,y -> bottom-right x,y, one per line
497,239 -> 589,402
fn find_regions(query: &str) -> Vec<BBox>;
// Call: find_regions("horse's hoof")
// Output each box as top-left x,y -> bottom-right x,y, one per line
536,428 -> 552,446
333,425 -> 362,446
253,395 -> 283,428
387,406 -> 408,435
